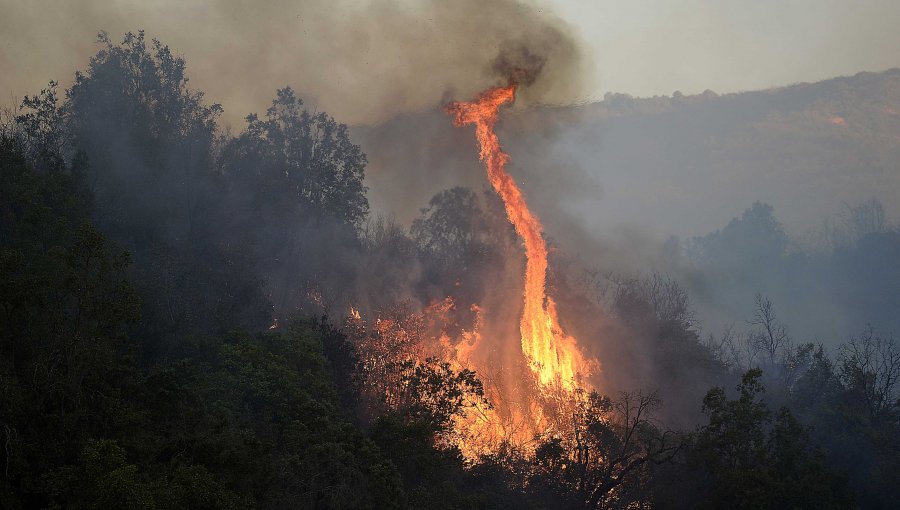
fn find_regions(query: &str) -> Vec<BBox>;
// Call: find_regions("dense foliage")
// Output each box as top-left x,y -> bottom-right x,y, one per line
2,31 -> 898,508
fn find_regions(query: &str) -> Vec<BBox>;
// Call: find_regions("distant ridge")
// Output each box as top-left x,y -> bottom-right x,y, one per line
356,68 -> 900,238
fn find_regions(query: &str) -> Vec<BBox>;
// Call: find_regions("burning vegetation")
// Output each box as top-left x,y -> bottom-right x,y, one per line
347,80 -> 601,462
445,82 -> 594,454
2,12 -> 899,510
446,83 -> 595,395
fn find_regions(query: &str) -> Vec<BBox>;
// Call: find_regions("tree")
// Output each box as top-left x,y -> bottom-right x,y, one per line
351,301 -> 489,437
66,30 -> 222,244
838,326 -> 900,421
222,87 -> 368,228
743,295 -> 816,402
747,294 -> 790,367
45,439 -> 154,510
605,272 -> 726,425
0,136 -> 140,508
15,82 -> 72,168
58,31 -> 271,347
688,202 -> 788,266
385,358 -> 488,433
218,87 -> 370,316
357,215 -> 422,313
611,272 -> 696,332
691,369 -> 852,509
693,369 -> 772,508
411,187 -> 492,268
577,392 -> 683,509
827,198 -> 889,248
527,391 -> 683,509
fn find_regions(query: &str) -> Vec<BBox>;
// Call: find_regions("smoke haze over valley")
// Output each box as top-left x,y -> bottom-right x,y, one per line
2,1 -> 900,508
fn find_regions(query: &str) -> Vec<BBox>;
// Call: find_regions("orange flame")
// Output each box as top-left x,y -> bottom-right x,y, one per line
351,85 -> 597,459
446,84 -> 593,394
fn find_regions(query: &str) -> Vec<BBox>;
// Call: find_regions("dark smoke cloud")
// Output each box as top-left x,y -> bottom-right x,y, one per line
0,0 -> 590,126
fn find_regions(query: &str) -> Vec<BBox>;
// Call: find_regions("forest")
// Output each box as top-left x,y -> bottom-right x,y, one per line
2,31 -> 899,509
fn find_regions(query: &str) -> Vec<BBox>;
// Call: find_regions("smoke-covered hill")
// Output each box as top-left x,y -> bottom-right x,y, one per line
359,67 -> 900,240
356,68 -> 900,347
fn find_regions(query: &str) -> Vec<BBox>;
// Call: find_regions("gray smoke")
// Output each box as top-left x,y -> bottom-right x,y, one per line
0,0 -> 589,126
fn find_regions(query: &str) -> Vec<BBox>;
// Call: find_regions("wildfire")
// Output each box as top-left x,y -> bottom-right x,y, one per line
446,84 -> 593,394
350,83 -> 596,459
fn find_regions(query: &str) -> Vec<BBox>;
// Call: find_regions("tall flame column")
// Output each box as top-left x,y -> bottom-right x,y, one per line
447,84 -> 590,393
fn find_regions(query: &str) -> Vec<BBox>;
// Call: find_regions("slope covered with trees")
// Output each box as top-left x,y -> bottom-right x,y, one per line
2,31 -> 898,508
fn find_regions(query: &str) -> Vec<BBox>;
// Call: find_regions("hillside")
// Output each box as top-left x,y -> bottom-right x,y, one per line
357,68 -> 900,241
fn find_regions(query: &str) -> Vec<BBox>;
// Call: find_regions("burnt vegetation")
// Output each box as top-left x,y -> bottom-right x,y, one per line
2,31 -> 899,509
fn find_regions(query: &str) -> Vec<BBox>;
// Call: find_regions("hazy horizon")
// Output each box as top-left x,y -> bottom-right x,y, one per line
3,0 -> 899,127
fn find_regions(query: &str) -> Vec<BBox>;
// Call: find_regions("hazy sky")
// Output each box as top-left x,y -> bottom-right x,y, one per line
554,0 -> 900,97
2,0 -> 899,126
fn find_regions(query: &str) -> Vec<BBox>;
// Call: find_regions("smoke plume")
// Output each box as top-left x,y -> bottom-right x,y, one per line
0,0 -> 589,126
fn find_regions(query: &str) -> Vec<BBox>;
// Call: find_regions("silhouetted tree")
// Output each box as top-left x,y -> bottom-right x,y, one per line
691,369 -> 852,509
223,86 -> 368,228
689,202 -> 787,266
524,390 -> 682,509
